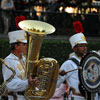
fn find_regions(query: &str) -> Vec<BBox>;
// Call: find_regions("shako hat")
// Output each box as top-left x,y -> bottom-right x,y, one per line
69,21 -> 87,48
8,30 -> 27,43
8,16 -> 27,44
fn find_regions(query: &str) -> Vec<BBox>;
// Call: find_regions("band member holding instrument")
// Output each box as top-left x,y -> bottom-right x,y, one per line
18,19 -> 59,100
2,17 -> 39,100
57,21 -> 87,100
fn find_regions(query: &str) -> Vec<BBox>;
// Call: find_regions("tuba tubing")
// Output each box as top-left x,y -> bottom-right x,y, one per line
25,33 -> 44,77
19,20 -> 59,100
0,58 -> 16,96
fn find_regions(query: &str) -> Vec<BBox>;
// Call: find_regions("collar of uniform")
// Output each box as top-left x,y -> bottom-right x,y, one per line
71,54 -> 81,63
9,53 -> 19,60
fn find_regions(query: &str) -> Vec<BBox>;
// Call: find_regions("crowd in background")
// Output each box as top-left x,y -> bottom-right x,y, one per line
0,0 -> 100,36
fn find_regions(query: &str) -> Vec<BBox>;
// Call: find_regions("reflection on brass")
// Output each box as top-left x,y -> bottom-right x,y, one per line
24,27 -> 46,34
25,58 -> 59,100
24,32 -> 27,39
23,21 -> 59,100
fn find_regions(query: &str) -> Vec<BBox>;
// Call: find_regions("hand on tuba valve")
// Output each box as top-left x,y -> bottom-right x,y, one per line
28,73 -> 39,88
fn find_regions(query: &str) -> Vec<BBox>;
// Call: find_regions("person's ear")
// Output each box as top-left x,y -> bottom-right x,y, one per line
15,44 -> 19,50
73,47 -> 77,52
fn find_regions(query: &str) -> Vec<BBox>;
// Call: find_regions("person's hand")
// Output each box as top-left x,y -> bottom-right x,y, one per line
59,70 -> 66,76
28,73 -> 39,87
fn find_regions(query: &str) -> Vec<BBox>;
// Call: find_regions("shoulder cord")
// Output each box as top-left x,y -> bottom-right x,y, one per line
66,58 -> 79,79
68,58 -> 79,66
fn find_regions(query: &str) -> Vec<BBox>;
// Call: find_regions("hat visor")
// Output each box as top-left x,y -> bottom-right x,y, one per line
73,41 -> 87,48
77,41 -> 87,44
18,40 -> 27,43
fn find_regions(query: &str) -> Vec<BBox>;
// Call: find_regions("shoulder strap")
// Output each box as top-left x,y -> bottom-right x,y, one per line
68,58 -> 79,66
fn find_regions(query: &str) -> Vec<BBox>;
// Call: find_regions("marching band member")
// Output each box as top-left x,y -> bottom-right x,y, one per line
2,17 -> 39,100
57,21 -> 87,100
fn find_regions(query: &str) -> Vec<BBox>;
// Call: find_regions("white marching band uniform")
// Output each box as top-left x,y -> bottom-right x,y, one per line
2,53 -> 28,100
2,30 -> 28,100
57,54 -> 85,100
57,33 -> 87,100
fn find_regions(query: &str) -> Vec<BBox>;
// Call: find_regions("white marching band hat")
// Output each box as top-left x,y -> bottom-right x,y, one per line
8,30 -> 27,44
69,33 -> 87,48
69,21 -> 87,48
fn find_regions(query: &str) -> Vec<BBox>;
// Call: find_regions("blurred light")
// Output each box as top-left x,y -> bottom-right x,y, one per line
73,8 -> 78,13
92,0 -> 100,6
59,6 -> 63,12
91,8 -> 98,12
65,7 -> 73,13
86,8 -> 90,13
65,7 -> 78,14
86,8 -> 97,13
36,6 -> 42,16
34,5 -> 45,17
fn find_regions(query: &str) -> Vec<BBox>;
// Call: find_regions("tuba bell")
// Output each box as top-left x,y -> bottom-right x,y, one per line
19,20 -> 59,100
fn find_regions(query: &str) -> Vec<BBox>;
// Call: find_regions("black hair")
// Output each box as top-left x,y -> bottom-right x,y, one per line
10,42 -> 20,51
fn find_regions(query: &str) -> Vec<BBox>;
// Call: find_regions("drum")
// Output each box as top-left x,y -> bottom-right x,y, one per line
79,51 -> 100,92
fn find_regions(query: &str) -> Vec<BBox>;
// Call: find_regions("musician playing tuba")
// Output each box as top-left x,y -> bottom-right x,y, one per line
2,16 -> 59,100
2,29 -> 39,100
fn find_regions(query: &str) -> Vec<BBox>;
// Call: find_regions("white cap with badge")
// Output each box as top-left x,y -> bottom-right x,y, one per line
69,21 -> 87,48
69,33 -> 87,48
8,30 -> 27,44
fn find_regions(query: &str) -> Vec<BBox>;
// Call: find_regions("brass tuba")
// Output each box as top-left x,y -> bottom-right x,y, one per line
19,20 -> 59,100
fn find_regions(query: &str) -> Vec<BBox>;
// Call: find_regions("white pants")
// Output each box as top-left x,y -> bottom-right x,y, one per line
8,95 -> 27,100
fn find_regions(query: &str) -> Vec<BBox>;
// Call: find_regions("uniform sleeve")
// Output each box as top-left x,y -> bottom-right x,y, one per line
2,60 -> 14,82
56,75 -> 66,88
56,60 -> 74,87
7,78 -> 28,92
2,59 -> 28,92
60,60 -> 75,78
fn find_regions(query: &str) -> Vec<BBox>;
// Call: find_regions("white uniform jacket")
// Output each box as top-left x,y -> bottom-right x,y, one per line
2,53 -> 28,100
57,54 -> 85,100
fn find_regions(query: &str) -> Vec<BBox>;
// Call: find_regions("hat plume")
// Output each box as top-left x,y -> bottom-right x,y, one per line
73,21 -> 83,33
15,16 -> 26,29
